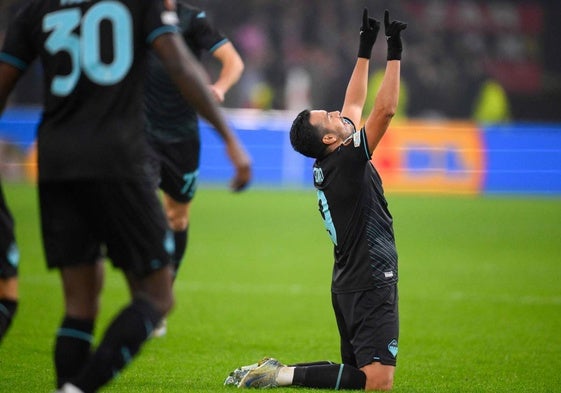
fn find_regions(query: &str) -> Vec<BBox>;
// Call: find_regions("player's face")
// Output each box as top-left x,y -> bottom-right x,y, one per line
309,110 -> 353,141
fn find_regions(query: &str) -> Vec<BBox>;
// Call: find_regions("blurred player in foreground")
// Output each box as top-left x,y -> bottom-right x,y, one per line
0,0 -> 245,391
145,0 -> 250,337
0,181 -> 18,344
225,8 -> 406,391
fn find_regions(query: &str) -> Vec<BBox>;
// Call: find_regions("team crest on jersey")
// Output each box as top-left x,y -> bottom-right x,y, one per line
388,339 -> 398,358
313,167 -> 324,184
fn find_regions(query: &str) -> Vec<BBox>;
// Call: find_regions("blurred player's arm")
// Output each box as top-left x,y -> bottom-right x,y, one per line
0,63 -> 22,116
363,10 -> 406,153
341,9 -> 379,128
151,33 -> 251,191
152,33 -> 224,131
210,41 -> 244,103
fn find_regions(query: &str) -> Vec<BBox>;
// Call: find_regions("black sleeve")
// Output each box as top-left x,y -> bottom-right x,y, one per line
186,8 -> 228,53
0,3 -> 37,71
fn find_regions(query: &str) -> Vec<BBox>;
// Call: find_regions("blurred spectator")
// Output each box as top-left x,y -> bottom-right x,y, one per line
2,0 -> 560,121
472,79 -> 511,123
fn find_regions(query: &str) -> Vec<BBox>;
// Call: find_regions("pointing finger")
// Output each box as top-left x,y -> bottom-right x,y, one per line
384,9 -> 390,29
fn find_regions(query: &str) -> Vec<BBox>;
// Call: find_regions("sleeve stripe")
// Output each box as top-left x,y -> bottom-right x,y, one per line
146,25 -> 179,45
0,52 -> 28,71
209,38 -> 229,53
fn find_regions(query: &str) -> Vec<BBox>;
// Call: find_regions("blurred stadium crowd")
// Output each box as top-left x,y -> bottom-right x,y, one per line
1,0 -> 560,122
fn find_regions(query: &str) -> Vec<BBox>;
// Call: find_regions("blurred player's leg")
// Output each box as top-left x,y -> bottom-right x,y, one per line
228,358 -> 367,390
152,193 -> 191,338
54,261 -> 103,388
0,281 -> 18,342
0,183 -> 19,344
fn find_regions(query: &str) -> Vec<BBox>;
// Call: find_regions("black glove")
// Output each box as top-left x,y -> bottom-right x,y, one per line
357,8 -> 380,59
384,9 -> 407,60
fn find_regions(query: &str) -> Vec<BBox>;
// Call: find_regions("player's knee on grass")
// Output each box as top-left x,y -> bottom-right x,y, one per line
362,364 -> 394,391
365,377 -> 393,391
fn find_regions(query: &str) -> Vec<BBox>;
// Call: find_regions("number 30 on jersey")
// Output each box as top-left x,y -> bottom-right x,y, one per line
43,2 -> 133,96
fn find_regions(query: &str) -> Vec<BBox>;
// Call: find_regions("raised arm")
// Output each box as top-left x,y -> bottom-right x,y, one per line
152,33 -> 251,191
209,41 -> 245,103
341,8 -> 380,126
364,10 -> 407,153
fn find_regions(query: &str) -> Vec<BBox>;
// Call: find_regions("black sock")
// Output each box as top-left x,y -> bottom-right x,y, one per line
72,298 -> 162,393
172,228 -> 188,277
293,363 -> 366,390
0,298 -> 17,342
54,316 -> 94,388
289,360 -> 336,367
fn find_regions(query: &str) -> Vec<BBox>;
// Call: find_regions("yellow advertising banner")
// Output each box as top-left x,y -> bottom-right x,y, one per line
372,121 -> 485,194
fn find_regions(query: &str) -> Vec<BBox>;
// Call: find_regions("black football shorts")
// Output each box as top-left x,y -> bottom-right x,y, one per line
332,284 -> 399,367
39,180 -> 173,277
146,138 -> 200,203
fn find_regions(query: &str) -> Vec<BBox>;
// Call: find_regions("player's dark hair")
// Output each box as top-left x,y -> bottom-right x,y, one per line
290,109 -> 327,159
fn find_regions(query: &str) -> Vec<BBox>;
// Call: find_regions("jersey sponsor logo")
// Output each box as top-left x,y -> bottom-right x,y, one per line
384,270 -> 394,278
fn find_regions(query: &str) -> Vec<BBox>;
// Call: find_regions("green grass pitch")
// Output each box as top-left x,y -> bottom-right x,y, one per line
1,182 -> 560,392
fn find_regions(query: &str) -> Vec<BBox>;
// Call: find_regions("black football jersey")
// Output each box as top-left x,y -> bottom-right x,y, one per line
0,0 -> 178,181
313,120 -> 398,293
144,2 -> 228,141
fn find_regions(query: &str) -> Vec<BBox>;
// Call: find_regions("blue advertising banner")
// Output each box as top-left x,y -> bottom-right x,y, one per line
482,124 -> 561,195
1,108 -> 560,195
